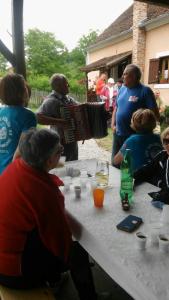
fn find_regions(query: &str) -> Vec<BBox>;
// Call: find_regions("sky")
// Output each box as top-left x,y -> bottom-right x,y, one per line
0,0 -> 133,51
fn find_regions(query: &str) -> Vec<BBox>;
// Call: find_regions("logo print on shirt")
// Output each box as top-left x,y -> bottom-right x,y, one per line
128,96 -> 139,102
0,117 -> 12,153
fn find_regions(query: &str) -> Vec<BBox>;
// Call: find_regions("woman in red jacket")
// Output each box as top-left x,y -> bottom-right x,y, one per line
0,128 -> 98,300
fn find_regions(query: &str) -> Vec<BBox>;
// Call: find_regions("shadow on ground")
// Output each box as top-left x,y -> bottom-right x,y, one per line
56,262 -> 133,300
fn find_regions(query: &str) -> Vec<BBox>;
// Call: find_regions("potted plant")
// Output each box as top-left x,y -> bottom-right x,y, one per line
160,78 -> 168,84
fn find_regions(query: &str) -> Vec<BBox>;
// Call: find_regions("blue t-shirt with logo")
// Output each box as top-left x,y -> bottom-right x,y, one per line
0,106 -> 37,174
116,84 -> 157,136
120,133 -> 162,171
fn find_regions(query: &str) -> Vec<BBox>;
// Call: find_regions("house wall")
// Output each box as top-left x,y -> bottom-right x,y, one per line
88,38 -> 133,63
133,1 -> 147,77
144,23 -> 169,106
87,38 -> 132,85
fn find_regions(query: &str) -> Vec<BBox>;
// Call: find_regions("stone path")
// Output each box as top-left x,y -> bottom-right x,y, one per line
78,139 -> 111,162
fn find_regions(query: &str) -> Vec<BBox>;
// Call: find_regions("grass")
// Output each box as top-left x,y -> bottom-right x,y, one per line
95,128 -> 112,152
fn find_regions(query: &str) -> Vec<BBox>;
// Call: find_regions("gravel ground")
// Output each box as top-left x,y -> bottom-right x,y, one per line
78,139 -> 111,163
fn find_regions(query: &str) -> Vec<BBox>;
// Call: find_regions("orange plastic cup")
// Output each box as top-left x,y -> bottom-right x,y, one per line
93,188 -> 104,207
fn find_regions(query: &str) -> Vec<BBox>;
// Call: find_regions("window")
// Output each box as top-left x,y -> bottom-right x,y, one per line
148,56 -> 169,84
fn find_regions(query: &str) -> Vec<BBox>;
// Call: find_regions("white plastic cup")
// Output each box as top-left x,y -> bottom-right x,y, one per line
136,232 -> 147,250
159,234 -> 169,253
161,205 -> 169,224
74,186 -> 81,198
80,176 -> 88,189
63,176 -> 71,192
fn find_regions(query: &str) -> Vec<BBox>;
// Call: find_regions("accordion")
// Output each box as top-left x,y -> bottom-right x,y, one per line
60,102 -> 108,144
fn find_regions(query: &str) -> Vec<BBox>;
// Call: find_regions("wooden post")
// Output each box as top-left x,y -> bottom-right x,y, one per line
12,0 -> 26,78
0,40 -> 16,66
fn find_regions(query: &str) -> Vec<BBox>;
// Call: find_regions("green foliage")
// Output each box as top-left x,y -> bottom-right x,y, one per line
28,74 -> 50,92
164,106 -> 169,117
69,47 -> 85,66
25,28 -> 67,76
77,29 -> 99,57
25,28 -> 99,95
0,53 -> 7,72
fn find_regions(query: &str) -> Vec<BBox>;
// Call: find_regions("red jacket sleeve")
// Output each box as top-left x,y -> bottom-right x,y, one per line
29,179 -> 72,262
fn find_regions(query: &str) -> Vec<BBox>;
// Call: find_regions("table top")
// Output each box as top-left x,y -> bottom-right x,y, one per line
57,159 -> 169,300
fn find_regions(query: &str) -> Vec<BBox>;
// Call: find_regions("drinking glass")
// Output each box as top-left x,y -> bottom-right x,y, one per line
93,188 -> 105,207
95,161 -> 109,187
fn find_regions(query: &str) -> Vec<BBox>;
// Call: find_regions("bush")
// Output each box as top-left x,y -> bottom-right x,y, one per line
164,106 -> 169,117
27,74 -> 50,92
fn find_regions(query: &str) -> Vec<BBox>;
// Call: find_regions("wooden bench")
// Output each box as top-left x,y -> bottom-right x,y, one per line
0,286 -> 55,300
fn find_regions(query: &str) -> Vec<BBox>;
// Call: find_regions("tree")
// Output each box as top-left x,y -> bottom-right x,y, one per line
24,28 -> 99,96
68,29 -> 99,66
25,28 -> 68,76
0,53 -> 7,72
77,29 -> 99,58
67,30 -> 99,95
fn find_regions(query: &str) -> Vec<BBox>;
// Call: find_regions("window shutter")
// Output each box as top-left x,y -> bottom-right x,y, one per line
148,58 -> 160,84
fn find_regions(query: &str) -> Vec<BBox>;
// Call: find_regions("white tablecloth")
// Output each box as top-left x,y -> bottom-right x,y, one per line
56,159 -> 169,300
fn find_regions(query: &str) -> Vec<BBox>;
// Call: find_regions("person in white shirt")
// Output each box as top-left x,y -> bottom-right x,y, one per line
100,78 -> 115,111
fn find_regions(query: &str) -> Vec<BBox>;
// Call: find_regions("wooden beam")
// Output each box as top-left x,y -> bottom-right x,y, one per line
0,40 -> 16,66
12,0 -> 26,78
85,72 -> 89,101
136,0 -> 169,7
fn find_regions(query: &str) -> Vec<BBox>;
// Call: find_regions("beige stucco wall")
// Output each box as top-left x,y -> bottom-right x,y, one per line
87,38 -> 132,86
88,38 -> 133,63
144,23 -> 169,106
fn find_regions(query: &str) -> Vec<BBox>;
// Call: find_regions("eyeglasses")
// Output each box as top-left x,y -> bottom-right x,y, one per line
163,138 -> 169,145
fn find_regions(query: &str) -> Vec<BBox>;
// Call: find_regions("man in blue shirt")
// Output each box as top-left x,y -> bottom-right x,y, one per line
111,64 -> 159,164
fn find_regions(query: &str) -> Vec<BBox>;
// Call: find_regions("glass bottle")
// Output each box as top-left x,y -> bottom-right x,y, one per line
120,149 -> 133,208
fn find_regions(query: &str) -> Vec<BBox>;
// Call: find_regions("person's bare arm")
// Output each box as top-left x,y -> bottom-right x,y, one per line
36,113 -> 68,128
113,151 -> 123,166
111,106 -> 117,133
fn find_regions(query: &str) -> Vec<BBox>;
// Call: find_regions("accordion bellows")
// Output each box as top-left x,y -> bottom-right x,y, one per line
60,102 -> 108,144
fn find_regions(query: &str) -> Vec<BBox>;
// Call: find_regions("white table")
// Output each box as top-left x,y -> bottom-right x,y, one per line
59,159 -> 169,300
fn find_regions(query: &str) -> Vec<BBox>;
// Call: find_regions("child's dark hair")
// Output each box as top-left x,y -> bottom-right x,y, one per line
0,74 -> 27,106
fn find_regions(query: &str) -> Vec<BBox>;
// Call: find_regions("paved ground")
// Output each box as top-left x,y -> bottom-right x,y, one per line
78,139 -> 111,163
55,140 -> 133,300
56,263 -> 133,300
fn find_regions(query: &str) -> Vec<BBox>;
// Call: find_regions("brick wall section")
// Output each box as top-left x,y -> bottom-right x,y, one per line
133,1 -> 148,79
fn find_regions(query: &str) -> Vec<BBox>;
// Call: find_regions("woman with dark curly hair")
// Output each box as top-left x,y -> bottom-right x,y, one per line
0,73 -> 37,173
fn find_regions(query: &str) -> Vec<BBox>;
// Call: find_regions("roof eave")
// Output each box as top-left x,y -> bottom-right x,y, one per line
139,13 -> 169,31
87,29 -> 133,53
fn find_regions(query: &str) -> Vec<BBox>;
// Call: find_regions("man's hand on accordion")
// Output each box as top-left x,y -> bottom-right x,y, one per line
36,113 -> 69,129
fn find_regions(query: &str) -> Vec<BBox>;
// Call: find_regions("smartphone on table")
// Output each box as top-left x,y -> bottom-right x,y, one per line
116,215 -> 143,233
